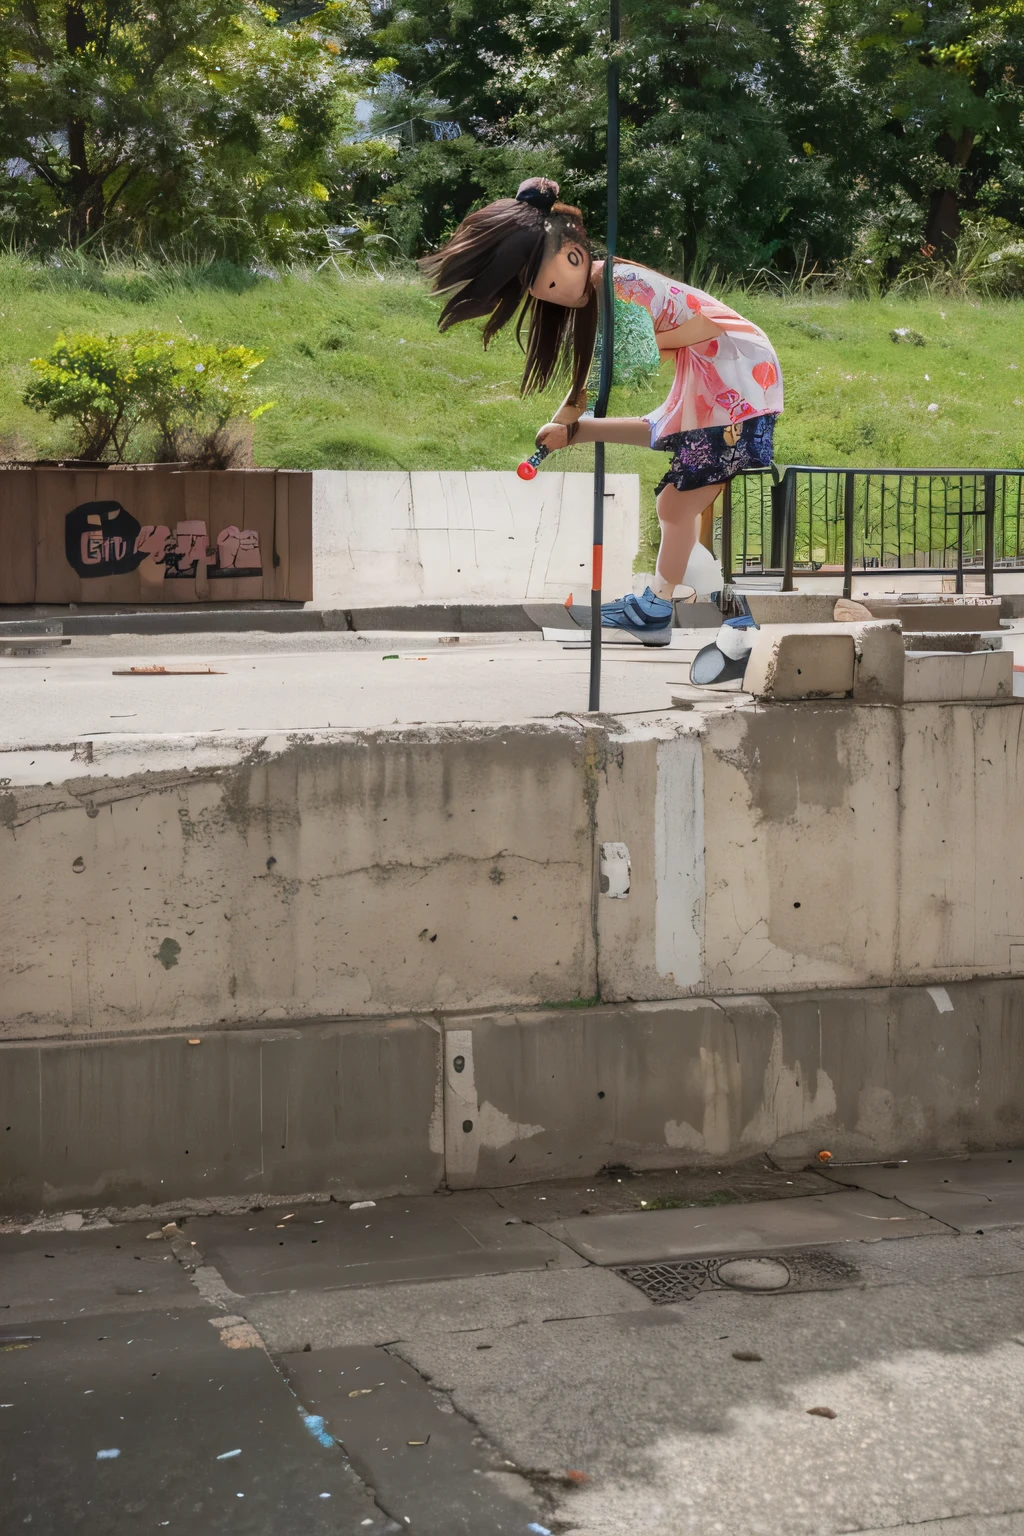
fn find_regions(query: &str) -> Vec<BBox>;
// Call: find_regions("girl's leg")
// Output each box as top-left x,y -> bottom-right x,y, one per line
651,482 -> 726,598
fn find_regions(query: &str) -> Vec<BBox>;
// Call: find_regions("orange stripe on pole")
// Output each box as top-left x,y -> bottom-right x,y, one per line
592,544 -> 604,590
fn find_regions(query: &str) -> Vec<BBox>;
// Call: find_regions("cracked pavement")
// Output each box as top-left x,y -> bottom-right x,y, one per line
2,1153 -> 1023,1536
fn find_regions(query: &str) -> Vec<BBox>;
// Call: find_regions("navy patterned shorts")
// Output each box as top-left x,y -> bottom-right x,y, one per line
653,413 -> 777,495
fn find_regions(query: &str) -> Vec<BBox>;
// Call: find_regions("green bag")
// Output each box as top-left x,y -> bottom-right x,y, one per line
588,293 -> 662,393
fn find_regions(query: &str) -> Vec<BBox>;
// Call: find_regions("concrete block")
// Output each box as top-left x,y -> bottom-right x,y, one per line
0,1018 -> 444,1213
904,649 -> 1013,701
898,703 -> 1024,977
861,597 -> 1002,633
673,600 -> 723,629
593,721 -> 706,1005
853,620 -> 904,703
743,628 -> 855,699
0,726 -> 597,1038
741,621 -> 904,703
743,592 -> 839,625
699,704 -> 903,993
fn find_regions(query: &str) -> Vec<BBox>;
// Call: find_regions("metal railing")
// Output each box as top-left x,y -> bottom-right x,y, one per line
720,467 -> 1024,596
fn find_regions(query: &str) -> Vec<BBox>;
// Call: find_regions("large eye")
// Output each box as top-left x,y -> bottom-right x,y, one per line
567,249 -> 581,267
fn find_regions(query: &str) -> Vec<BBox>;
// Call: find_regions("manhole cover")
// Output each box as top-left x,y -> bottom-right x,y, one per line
716,1258 -> 791,1291
615,1248 -> 859,1305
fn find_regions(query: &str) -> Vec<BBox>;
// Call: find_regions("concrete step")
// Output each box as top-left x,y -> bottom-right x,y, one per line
818,1150 -> 1024,1230
4,988 -> 1024,1216
540,1189 -> 947,1266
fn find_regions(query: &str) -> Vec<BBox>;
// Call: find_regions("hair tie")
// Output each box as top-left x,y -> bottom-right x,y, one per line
515,183 -> 558,214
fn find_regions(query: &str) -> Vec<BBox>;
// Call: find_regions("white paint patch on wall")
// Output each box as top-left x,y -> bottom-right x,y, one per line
654,732 -> 705,990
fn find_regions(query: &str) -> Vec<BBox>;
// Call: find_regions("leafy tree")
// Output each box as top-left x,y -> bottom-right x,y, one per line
502,0 -> 823,276
0,0 -> 389,258
361,0 -> 874,277
813,0 -> 1024,253
352,0 -> 550,252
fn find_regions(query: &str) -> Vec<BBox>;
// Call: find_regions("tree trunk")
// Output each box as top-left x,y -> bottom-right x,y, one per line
65,2 -> 105,243
67,117 -> 105,244
924,128 -> 976,252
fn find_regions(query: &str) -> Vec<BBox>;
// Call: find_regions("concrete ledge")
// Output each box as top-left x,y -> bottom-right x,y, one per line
5,982 -> 1022,1212
442,983 -> 1024,1188
0,1018 -> 443,1213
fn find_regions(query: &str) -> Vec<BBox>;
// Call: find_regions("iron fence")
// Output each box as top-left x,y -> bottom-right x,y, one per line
720,467 -> 1024,596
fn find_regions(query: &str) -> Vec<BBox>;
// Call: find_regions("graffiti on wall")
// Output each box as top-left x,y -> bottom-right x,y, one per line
65,500 -> 262,581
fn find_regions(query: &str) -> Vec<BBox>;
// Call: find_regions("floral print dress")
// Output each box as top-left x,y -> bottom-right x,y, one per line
612,262 -> 784,445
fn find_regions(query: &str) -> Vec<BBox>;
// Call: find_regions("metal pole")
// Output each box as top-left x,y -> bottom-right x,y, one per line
782,470 -> 797,592
843,470 -> 855,600
721,481 -> 733,587
589,0 -> 619,711
983,472 -> 996,596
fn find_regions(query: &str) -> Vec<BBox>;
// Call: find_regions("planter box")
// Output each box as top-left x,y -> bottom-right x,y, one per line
0,466 -> 312,604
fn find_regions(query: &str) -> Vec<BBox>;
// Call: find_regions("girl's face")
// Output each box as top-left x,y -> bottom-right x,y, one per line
528,239 -> 592,308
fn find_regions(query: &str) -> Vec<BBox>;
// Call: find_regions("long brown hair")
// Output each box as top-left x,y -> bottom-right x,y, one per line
419,178 -> 598,406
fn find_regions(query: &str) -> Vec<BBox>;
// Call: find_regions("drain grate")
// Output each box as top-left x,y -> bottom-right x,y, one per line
615,1248 -> 859,1304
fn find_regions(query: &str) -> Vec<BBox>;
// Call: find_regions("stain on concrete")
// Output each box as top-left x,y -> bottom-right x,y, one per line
739,708 -> 850,821
155,938 -> 181,970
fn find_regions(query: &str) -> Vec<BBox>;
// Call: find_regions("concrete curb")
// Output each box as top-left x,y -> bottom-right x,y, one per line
0,603 -> 578,637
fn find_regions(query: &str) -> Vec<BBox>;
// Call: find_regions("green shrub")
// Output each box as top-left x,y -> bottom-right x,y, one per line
23,331 -> 272,464
139,336 -> 273,467
23,332 -> 150,462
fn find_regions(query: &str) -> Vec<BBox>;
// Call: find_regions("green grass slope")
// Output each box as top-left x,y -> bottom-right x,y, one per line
2,256 -> 1021,565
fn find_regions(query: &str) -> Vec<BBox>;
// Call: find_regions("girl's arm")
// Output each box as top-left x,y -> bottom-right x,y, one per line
536,416 -> 651,450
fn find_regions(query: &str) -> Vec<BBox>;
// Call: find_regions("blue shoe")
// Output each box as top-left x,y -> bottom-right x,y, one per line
601,586 -> 673,644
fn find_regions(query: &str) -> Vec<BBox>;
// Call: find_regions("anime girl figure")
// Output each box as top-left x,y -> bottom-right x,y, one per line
422,177 -> 782,640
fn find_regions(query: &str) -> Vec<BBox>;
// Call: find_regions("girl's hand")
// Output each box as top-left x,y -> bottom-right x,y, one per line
535,421 -> 570,452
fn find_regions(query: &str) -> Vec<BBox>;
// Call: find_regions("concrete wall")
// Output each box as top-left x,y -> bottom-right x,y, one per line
0,727 -> 595,1040
4,699 -> 1024,1209
4,701 -> 1024,1041
311,470 -> 639,609
595,701 -> 1024,1001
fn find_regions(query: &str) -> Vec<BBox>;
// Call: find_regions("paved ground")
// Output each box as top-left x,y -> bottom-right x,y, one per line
0,628 -> 743,748
4,620 -> 1024,752
3,1152 -> 1023,1535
